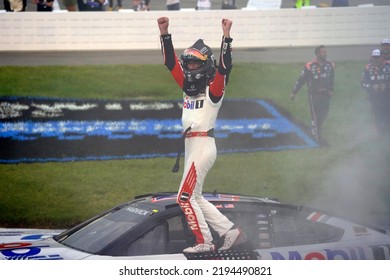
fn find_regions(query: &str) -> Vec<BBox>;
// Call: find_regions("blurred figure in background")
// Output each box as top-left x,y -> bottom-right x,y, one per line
133,0 -> 150,11
291,45 -> 335,146
196,0 -> 211,10
361,49 -> 390,138
62,0 -> 76,10
294,0 -> 310,8
108,0 -> 122,11
166,0 -> 180,10
32,0 -> 54,11
222,0 -> 235,9
380,38 -> 390,61
4,0 -> 26,11
77,0 -> 106,10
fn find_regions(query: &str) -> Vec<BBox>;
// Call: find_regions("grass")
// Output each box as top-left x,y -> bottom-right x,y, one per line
1,61 -> 389,229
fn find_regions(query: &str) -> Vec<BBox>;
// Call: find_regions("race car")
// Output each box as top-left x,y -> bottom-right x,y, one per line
1,192 -> 389,260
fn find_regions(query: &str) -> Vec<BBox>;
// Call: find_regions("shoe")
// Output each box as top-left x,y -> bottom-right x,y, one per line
219,228 -> 245,251
183,243 -> 215,253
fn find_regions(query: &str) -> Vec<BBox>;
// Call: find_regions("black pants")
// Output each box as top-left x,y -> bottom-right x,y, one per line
308,91 -> 331,143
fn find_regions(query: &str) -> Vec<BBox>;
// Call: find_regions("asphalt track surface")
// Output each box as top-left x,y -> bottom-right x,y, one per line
0,45 -> 378,66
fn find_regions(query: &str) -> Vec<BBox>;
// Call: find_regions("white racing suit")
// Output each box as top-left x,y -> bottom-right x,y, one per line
160,34 -> 234,244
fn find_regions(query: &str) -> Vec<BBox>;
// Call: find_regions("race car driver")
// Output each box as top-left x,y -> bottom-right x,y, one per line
157,17 -> 244,253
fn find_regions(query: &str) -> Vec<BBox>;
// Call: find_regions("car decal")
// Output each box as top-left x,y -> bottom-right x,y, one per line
307,211 -> 330,223
0,242 -> 64,260
370,244 -> 390,260
21,234 -> 55,240
267,244 -> 390,260
269,247 -> 368,260
125,206 -> 150,216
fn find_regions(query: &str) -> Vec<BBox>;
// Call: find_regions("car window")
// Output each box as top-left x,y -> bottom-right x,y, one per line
271,208 -> 344,247
126,222 -> 169,256
127,215 -> 189,256
59,202 -> 158,254
219,206 -> 344,250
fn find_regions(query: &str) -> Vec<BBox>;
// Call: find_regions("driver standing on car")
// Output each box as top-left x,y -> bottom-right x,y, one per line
157,17 -> 245,254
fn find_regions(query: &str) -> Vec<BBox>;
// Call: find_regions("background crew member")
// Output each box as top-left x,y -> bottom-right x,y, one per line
361,49 -> 390,138
291,45 -> 335,146
380,38 -> 390,61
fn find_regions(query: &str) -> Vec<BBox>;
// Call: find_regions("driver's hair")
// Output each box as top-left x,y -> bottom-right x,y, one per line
315,45 -> 325,56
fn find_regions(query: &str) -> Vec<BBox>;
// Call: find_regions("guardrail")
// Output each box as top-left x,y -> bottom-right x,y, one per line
1,6 -> 389,51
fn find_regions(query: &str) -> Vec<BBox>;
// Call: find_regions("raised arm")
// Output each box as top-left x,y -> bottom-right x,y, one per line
209,18 -> 233,103
158,17 -> 184,89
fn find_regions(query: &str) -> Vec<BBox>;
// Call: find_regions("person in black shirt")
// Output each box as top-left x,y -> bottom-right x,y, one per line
380,38 -> 390,61
33,0 -> 54,11
361,49 -> 390,138
291,45 -> 335,146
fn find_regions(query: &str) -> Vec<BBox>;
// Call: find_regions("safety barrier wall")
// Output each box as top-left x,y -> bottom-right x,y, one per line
0,6 -> 389,51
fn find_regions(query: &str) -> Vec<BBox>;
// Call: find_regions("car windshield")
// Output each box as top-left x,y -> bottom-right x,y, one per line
57,201 -> 159,254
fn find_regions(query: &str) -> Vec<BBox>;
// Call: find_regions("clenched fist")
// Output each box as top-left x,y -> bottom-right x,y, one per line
157,17 -> 169,35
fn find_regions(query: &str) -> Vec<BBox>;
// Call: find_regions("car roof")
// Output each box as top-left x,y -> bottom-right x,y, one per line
129,192 -> 389,234
132,192 -> 280,209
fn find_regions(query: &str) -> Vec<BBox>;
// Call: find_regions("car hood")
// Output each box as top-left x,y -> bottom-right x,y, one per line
0,230 -> 92,260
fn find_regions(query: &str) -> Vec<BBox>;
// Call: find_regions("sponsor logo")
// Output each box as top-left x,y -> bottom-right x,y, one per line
270,247 -> 368,260
125,206 -> 149,216
0,242 -> 63,260
183,99 -> 204,110
179,202 -> 199,231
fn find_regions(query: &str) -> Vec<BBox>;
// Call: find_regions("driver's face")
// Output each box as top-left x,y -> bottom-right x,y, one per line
381,44 -> 390,55
187,61 -> 202,70
317,48 -> 327,60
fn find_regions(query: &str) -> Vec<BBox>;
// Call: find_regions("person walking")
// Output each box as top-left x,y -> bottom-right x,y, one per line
157,16 -> 245,253
291,45 -> 335,146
